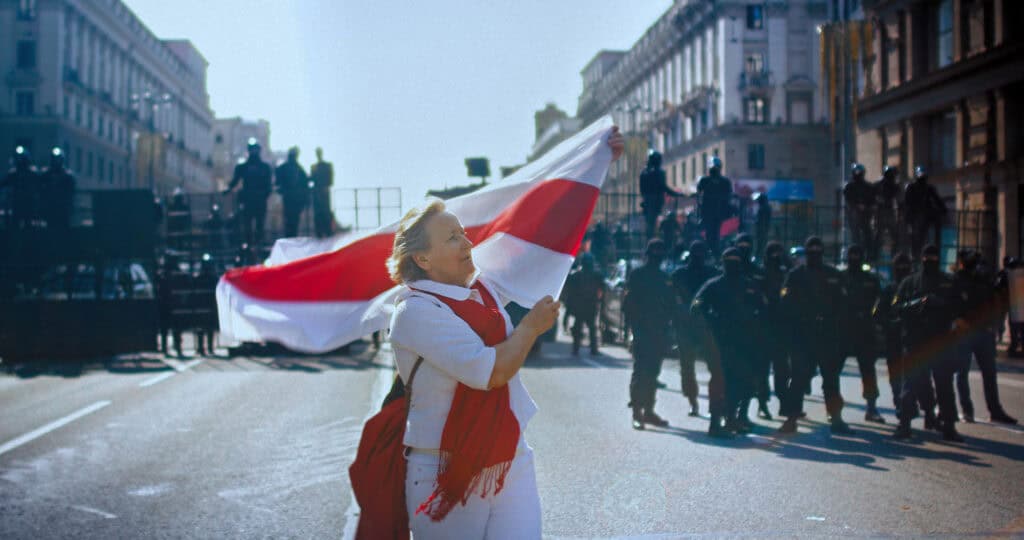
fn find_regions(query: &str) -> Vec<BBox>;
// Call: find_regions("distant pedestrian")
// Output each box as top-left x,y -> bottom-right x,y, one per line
624,238 -> 674,430
564,253 -> 605,356
904,166 -> 946,257
1,145 -> 39,229
843,163 -> 875,255
696,156 -> 733,257
40,147 -> 76,233
224,138 -> 273,247
670,240 -> 717,417
310,147 -> 334,238
275,146 -> 309,238
639,152 -> 683,241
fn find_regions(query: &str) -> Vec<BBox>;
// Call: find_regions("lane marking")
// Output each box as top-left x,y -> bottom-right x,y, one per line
139,359 -> 205,387
70,505 -> 117,519
0,400 -> 111,457
139,372 -> 176,388
342,342 -> 395,540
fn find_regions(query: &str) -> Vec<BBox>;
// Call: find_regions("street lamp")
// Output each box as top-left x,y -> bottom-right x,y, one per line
130,90 -> 172,194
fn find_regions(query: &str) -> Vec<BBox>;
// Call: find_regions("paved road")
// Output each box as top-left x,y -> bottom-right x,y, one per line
1,332 -> 1023,539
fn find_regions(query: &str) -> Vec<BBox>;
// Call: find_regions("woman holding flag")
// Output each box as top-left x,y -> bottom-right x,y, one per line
386,129 -> 623,538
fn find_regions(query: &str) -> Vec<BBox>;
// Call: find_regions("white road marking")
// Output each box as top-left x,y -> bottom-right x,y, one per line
139,372 -> 176,388
139,359 -> 204,387
70,505 -> 117,519
342,343 -> 396,540
0,400 -> 111,457
579,355 -> 605,368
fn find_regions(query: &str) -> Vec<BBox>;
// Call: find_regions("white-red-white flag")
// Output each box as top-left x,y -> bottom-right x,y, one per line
216,116 -> 615,353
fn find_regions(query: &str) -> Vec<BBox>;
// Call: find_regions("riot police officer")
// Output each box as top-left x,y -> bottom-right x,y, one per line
40,147 -> 76,233
893,245 -> 966,441
624,238 -> 674,430
904,166 -> 946,257
1,145 -> 39,229
874,165 -> 901,258
778,236 -> 852,434
639,152 -> 683,241
952,250 -> 1018,425
733,232 -> 770,421
310,147 -> 334,238
691,247 -> 766,437
696,156 -> 733,257
758,241 -> 789,419
873,252 -> 933,422
670,240 -> 717,417
166,187 -> 192,251
275,146 -> 309,238
843,163 -> 875,255
564,253 -> 606,356
842,244 -> 885,423
224,138 -> 273,247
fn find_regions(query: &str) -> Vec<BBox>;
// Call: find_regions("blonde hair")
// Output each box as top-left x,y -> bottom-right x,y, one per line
387,198 -> 447,284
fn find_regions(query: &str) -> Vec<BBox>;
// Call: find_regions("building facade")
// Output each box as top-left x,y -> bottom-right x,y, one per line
0,0 -> 215,195
855,0 -> 1024,260
528,103 -> 582,162
578,0 -> 833,216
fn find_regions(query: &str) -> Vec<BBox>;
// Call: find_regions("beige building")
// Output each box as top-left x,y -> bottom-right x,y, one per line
855,0 -> 1024,260
0,0 -> 215,195
578,0 -> 834,220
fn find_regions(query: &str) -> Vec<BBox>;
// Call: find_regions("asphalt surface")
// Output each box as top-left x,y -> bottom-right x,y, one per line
2,331 -> 1023,539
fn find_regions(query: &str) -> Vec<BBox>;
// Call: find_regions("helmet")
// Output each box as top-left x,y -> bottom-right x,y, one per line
287,146 -> 299,159
913,165 -> 927,179
708,156 -> 722,171
646,151 -> 662,168
882,165 -> 898,177
246,137 -> 261,152
13,145 -> 30,167
50,147 -> 64,168
851,163 -> 866,176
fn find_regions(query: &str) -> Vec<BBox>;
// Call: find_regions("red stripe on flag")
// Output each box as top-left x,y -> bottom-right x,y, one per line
224,179 -> 598,302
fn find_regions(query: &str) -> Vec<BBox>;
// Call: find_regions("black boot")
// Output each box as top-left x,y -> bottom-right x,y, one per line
632,407 -> 644,430
924,411 -> 940,431
865,399 -> 886,423
688,397 -> 700,417
830,416 -> 853,434
892,421 -> 913,440
990,411 -> 1018,425
942,424 -> 965,443
778,417 -> 798,434
643,409 -> 669,428
708,416 -> 733,439
758,401 -> 773,420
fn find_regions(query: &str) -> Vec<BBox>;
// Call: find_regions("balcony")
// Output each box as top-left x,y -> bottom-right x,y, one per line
680,85 -> 717,116
739,71 -> 775,97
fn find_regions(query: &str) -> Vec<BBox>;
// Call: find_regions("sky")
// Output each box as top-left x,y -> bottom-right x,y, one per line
125,0 -> 671,205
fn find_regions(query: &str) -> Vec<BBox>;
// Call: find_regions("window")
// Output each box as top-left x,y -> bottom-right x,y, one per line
63,96 -> 69,119
701,152 -> 708,173
747,5 -> 764,30
98,157 -> 105,181
936,0 -> 954,68
86,152 -> 93,177
17,0 -> 36,19
98,115 -> 104,137
744,98 -> 767,123
748,144 -> 766,170
75,148 -> 82,172
109,162 -> 114,184
15,91 -> 35,116
681,162 -> 686,184
16,41 -> 36,70
87,108 -> 93,131
929,110 -> 957,171
745,52 -> 765,74
76,102 -> 82,125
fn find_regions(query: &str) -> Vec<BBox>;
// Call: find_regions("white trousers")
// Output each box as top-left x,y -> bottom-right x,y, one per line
405,448 -> 541,540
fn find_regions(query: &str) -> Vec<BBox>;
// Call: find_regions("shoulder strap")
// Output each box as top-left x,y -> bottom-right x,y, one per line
406,356 -> 424,393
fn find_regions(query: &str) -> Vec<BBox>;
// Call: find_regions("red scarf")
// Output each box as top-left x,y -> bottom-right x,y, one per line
413,281 -> 521,521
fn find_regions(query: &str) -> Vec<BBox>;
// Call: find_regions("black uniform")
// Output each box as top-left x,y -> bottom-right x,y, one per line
671,259 -> 717,406
691,269 -> 766,430
1,164 -> 39,229
758,254 -> 789,412
564,263 -> 605,355
696,173 -> 733,256
904,179 -> 946,257
40,165 -> 75,232
779,264 -> 848,422
843,178 -> 875,252
875,274 -> 935,418
624,261 -> 674,418
227,157 -> 273,246
893,268 -> 963,431
275,158 -> 309,238
952,266 -> 1014,422
874,175 -> 901,256
842,265 -> 883,405
310,158 -> 334,238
